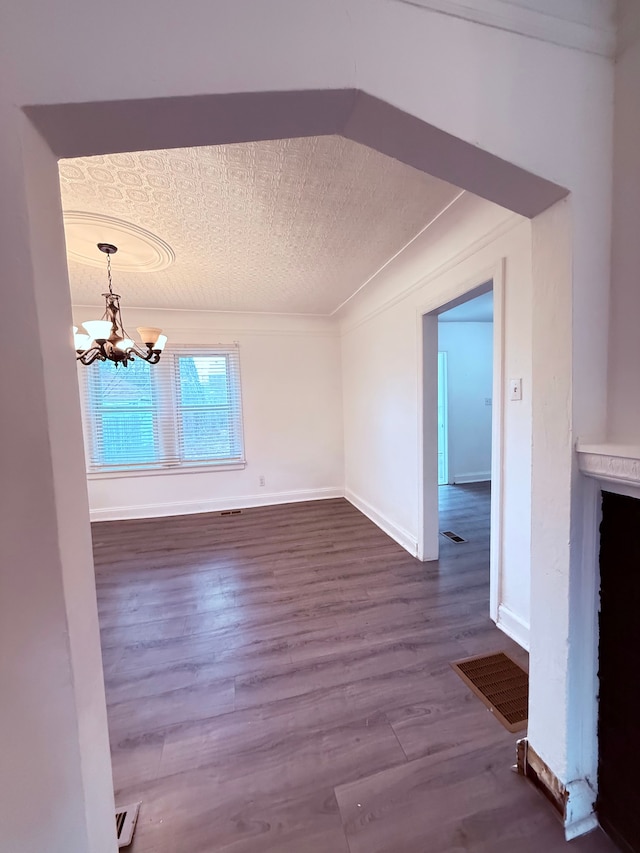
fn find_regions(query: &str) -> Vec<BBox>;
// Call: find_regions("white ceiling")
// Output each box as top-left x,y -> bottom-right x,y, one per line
59,136 -> 462,315
439,291 -> 493,323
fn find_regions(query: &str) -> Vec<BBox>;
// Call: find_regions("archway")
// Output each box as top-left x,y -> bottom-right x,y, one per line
4,21 -> 606,838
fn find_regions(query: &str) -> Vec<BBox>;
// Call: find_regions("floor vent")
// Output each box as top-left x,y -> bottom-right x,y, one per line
441,530 -> 467,543
451,652 -> 529,733
220,509 -> 243,516
115,802 -> 141,849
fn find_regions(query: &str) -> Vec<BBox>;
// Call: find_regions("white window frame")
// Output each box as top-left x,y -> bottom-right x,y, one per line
79,345 -> 246,478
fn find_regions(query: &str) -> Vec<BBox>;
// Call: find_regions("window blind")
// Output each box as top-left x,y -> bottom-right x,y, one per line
80,345 -> 245,473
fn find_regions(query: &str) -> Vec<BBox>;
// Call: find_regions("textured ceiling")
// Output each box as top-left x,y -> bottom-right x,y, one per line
59,136 -> 462,315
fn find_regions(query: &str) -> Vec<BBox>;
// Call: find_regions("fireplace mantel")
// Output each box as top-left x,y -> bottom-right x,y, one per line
577,444 -> 640,492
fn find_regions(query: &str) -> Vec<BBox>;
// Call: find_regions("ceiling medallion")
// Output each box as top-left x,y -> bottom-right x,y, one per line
63,211 -> 175,272
74,243 -> 167,368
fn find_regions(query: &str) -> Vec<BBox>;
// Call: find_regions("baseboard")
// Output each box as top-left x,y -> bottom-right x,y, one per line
89,487 -> 343,522
452,472 -> 491,484
497,603 -> 530,651
516,741 -> 598,841
564,780 -> 598,841
344,488 -> 418,557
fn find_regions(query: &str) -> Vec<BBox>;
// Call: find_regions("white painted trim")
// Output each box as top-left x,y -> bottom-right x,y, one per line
340,213 -> 520,334
577,443 -> 640,490
564,779 -> 598,841
497,603 -> 530,651
561,474 -> 601,838
452,471 -> 491,484
567,451 -> 640,839
419,313 -> 441,561
331,191 -> 466,316
490,260 -> 506,624
89,486 -> 343,522
344,488 -> 419,557
88,461 -> 246,480
393,0 -> 616,58
73,303 -> 338,321
565,813 -> 599,842
150,327 -> 340,339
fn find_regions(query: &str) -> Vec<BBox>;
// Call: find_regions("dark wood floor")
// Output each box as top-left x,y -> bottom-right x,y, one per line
94,484 -> 617,852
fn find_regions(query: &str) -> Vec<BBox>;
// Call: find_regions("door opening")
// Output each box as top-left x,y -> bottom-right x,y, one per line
438,291 -> 494,487
420,275 -> 504,622
436,289 -> 494,608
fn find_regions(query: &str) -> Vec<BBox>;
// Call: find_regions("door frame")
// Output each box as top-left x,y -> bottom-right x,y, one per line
437,350 -> 449,486
416,259 -> 505,623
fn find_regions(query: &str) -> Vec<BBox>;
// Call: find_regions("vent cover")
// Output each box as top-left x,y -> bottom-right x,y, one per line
451,652 -> 528,733
220,509 -> 242,516
115,802 -> 141,849
441,530 -> 467,543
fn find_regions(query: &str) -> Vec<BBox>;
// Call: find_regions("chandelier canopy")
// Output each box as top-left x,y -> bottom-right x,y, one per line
74,243 -> 167,367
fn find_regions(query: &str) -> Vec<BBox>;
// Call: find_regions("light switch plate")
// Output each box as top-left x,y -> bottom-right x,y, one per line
509,378 -> 522,401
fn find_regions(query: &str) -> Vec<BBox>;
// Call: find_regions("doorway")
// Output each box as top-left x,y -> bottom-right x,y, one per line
420,271 -> 504,623
436,289 -> 495,608
437,291 -> 494,487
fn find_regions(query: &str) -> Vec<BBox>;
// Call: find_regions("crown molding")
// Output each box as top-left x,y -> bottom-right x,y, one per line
338,207 -> 521,334
393,0 -> 616,58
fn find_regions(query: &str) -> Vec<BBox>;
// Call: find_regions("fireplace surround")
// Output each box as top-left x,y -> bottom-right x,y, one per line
577,444 -> 640,850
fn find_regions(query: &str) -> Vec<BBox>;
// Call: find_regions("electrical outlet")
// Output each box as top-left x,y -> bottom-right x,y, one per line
259,475 -> 266,487
485,398 -> 492,406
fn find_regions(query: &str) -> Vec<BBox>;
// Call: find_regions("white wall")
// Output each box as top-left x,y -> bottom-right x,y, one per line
0,118 -> 115,853
72,308 -> 344,520
607,2 -> 640,442
0,1 -> 615,846
438,322 -> 493,484
340,193 -> 532,648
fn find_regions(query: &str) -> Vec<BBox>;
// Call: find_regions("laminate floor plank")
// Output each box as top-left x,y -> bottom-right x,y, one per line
335,744 -> 616,853
93,484 -> 615,852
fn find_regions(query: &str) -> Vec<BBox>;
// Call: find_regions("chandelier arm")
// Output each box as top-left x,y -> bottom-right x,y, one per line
77,346 -> 105,366
128,343 -> 162,364
129,343 -> 149,358
136,348 -> 160,365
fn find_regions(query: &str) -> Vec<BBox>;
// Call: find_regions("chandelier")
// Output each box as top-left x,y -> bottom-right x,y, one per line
74,243 -> 167,367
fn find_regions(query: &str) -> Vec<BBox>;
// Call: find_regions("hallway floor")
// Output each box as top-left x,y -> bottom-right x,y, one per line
94,485 -> 616,852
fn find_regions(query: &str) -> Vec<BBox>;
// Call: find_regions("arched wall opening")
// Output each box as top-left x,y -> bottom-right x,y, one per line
5,78 -> 602,852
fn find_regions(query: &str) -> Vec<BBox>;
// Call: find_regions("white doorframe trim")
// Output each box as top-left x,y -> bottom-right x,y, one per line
490,259 -> 506,622
415,259 -> 505,625
437,350 -> 450,486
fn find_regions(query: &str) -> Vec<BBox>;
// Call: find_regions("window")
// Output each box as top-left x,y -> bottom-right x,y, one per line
81,346 -> 245,474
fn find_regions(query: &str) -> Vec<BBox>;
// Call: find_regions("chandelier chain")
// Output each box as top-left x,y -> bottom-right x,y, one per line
106,252 -> 114,296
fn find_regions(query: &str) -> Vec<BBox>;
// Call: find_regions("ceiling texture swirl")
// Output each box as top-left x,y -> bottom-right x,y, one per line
59,135 -> 462,315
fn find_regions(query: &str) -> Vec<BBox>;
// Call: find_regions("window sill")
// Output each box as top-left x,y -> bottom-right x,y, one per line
87,461 -> 246,480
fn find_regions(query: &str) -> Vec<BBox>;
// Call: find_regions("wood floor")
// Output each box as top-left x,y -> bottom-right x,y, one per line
94,485 -> 617,853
